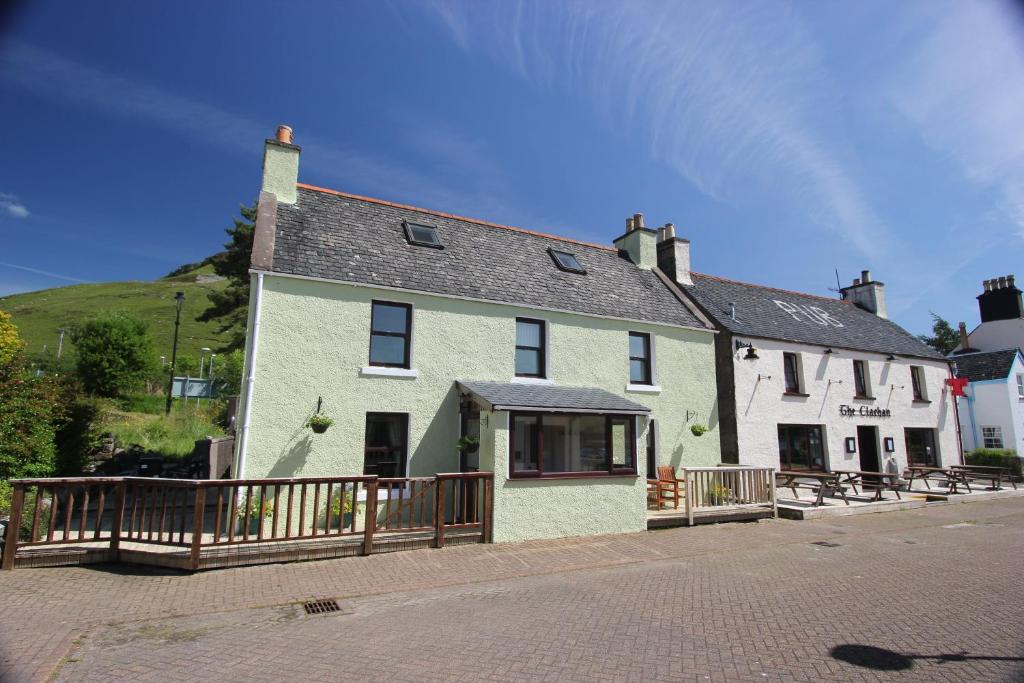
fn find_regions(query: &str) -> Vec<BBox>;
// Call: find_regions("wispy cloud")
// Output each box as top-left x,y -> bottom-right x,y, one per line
0,261 -> 91,284
0,193 -> 29,219
415,1 -> 894,258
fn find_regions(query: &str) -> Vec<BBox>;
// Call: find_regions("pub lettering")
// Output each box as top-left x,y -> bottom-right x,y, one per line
839,404 -> 891,418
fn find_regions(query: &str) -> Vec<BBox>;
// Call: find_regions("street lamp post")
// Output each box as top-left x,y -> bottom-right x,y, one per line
165,291 -> 185,415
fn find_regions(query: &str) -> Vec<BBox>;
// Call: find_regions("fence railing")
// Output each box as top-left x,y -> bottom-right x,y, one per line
682,467 -> 777,525
1,472 -> 494,570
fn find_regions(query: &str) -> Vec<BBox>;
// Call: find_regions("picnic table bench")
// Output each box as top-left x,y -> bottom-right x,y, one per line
776,471 -> 849,506
903,466 -> 972,494
950,465 -> 1017,491
832,470 -> 901,502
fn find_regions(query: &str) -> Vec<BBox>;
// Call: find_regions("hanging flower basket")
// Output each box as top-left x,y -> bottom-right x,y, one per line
306,414 -> 334,434
690,424 -> 708,437
456,435 -> 480,454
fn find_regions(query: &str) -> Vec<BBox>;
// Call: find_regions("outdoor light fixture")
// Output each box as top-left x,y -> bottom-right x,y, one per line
744,346 -> 759,360
886,354 -> 897,361
165,291 -> 186,415
824,348 -> 834,355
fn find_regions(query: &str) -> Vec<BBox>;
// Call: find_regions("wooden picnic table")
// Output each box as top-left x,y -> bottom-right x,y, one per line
950,465 -> 1017,491
903,466 -> 971,494
775,470 -> 849,506
832,470 -> 901,502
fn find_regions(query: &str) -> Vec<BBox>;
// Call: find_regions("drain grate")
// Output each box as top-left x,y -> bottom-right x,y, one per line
303,599 -> 341,615
811,540 -> 841,548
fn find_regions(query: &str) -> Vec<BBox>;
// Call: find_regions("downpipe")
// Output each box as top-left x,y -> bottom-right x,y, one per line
234,271 -> 264,482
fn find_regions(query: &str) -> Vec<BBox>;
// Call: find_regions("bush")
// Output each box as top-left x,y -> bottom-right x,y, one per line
54,398 -> 104,476
70,312 -> 158,397
100,404 -> 225,459
0,362 -> 63,481
966,449 -> 1021,477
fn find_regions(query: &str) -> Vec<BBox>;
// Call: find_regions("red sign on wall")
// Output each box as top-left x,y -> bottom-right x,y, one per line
946,376 -> 969,397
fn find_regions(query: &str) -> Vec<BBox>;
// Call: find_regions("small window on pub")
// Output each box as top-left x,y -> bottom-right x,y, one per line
628,332 -> 652,385
853,360 -> 870,398
363,413 -> 408,479
783,353 -> 801,394
910,366 -> 927,401
1017,374 -> 1024,399
515,318 -> 546,378
982,426 -> 1004,449
369,301 -> 412,368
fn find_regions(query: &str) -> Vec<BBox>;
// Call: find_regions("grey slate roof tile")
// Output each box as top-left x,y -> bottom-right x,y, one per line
270,187 -> 708,329
949,349 -> 1020,382
457,380 -> 651,413
683,273 -> 945,360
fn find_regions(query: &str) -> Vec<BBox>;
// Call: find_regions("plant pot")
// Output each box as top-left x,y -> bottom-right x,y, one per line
310,423 -> 329,434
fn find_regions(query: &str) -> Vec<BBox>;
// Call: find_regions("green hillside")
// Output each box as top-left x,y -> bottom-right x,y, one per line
0,263 -> 235,361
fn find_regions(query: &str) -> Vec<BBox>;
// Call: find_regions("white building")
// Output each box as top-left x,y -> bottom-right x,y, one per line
951,275 -> 1024,455
656,236 -> 961,472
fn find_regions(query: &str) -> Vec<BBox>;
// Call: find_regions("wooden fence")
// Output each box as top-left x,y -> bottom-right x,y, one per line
1,472 -> 493,571
682,467 -> 777,525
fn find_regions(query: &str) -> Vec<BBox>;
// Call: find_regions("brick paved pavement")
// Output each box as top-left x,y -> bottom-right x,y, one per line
1,498 -> 1022,681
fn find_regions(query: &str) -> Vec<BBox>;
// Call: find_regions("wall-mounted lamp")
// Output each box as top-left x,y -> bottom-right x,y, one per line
824,348 -> 834,355
736,340 -> 759,360
886,354 -> 897,361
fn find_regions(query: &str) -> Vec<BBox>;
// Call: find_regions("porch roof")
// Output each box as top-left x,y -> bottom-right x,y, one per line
456,380 -> 651,415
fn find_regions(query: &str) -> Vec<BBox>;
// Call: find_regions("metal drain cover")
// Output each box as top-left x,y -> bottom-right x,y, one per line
303,599 -> 341,615
811,541 -> 841,548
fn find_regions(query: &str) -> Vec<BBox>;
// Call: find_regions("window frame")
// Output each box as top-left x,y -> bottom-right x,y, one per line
783,352 -> 802,394
547,248 -> 586,274
777,424 -> 827,472
509,411 -> 638,479
368,300 -> 413,369
981,426 -> 1004,449
402,220 -> 444,249
514,317 -> 547,378
1017,374 -> 1024,399
363,412 -> 409,480
852,359 -> 872,399
628,332 -> 653,385
905,427 -> 938,467
910,366 -> 927,401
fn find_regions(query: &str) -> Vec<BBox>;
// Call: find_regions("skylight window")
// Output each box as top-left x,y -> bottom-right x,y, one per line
549,248 -> 585,274
403,220 -> 444,249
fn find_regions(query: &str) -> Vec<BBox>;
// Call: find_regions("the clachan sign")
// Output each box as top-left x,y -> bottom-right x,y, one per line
839,404 -> 892,418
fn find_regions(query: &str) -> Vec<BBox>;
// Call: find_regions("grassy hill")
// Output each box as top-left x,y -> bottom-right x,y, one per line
0,263 -> 236,361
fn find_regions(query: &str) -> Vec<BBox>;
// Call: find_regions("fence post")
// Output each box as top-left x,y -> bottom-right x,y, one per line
482,475 -> 494,543
434,476 -> 446,549
770,468 -> 778,518
685,470 -> 695,526
189,485 -> 206,571
362,479 -> 378,556
109,480 -> 127,558
1,484 -> 25,570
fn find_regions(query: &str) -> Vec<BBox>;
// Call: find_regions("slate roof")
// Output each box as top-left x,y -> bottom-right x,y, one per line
950,349 -> 1020,382
457,381 -> 651,414
269,186 -> 709,330
682,273 -> 945,360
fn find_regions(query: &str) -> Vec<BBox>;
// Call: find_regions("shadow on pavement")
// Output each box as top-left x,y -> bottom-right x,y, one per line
831,644 -> 1024,671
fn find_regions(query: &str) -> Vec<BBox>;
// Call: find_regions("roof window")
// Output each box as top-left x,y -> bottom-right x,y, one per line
549,248 -> 585,274
403,221 -> 444,249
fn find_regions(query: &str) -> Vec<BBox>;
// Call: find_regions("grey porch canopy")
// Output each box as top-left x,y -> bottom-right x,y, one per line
457,380 -> 651,415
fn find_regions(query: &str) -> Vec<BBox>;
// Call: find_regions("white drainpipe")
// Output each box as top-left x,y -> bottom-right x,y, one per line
235,272 -> 264,480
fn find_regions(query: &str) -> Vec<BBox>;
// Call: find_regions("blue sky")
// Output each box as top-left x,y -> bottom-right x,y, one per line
1,1 -> 1023,336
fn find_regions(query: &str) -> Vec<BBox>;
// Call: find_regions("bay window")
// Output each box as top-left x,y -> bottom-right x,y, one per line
510,412 -> 636,477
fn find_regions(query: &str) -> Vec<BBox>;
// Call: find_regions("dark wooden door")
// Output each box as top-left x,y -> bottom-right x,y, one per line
857,426 -> 880,472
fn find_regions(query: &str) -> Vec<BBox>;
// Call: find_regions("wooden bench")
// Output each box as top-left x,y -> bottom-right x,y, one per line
775,471 -> 849,506
903,466 -> 971,494
833,470 -> 901,502
950,465 -> 1016,491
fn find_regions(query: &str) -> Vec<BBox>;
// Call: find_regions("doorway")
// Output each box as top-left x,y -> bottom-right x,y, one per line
857,425 -> 880,473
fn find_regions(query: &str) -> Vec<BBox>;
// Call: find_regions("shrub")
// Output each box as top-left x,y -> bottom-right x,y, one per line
966,449 -> 1021,477
0,362 -> 63,481
101,404 -> 224,459
0,311 -> 24,367
54,398 -> 104,476
70,312 -> 158,397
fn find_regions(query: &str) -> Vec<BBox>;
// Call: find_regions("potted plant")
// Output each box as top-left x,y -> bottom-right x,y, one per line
306,413 -> 334,434
331,487 -> 357,530
236,496 -> 274,535
456,435 -> 480,454
707,483 -> 731,506
690,424 -> 708,437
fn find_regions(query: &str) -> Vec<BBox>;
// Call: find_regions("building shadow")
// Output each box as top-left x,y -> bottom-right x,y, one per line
831,644 -> 1024,672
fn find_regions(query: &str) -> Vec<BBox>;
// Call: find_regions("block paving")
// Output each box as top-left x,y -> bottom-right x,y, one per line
1,498 -> 1022,681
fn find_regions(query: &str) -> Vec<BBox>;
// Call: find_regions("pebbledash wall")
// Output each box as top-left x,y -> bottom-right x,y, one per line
237,273 -> 720,542
728,337 -> 959,471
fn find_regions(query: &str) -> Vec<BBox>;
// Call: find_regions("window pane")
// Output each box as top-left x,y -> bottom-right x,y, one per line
575,415 -> 608,472
541,415 -> 571,472
515,348 -> 541,376
611,418 -> 633,468
629,333 -> 648,359
364,413 -> 407,478
516,320 -> 542,347
513,416 -> 539,471
372,304 -> 408,334
784,354 -> 799,392
630,359 -> 648,383
409,224 -> 439,244
370,334 -> 406,366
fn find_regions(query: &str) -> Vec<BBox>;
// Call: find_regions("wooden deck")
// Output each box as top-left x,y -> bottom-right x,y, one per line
648,504 -> 776,529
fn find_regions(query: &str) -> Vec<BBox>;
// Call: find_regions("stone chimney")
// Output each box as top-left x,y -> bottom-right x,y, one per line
957,322 -> 972,352
261,124 -> 300,205
977,274 -> 1022,323
655,222 -> 692,286
613,212 -> 657,270
839,269 -> 888,319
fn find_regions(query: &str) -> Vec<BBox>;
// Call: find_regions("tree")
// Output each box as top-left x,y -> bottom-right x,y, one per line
199,203 -> 256,351
70,312 -> 157,397
0,312 -> 63,480
918,312 -> 959,355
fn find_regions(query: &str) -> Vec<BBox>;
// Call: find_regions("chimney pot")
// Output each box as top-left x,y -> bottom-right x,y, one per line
276,125 -> 293,144
1009,275 -> 1016,288
853,278 -> 861,286
861,270 -> 871,283
664,223 -> 676,240
983,279 -> 992,292
958,322 -> 970,350
626,217 -> 635,232
997,276 -> 1008,289
633,213 -> 645,229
